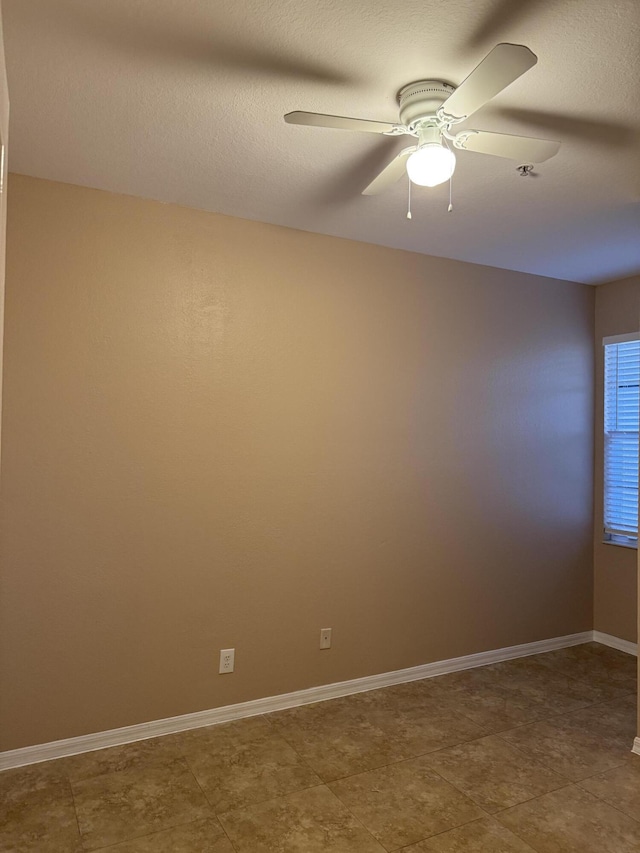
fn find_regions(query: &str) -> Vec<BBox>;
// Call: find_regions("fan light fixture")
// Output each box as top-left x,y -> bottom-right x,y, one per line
284,43 -> 562,202
406,143 -> 456,187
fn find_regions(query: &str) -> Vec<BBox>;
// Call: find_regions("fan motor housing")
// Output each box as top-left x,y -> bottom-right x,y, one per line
398,80 -> 455,130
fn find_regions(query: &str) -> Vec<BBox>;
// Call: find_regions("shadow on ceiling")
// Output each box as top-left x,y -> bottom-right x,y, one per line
314,138 -> 408,204
463,0 -> 576,49
56,0 -> 354,86
487,107 -> 639,149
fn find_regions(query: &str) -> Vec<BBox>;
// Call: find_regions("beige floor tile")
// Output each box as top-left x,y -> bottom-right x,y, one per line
185,730 -> 321,812
0,759 -> 70,804
219,785 -> 386,852
425,734 -> 566,812
403,816 -> 537,852
272,685 -> 487,783
365,696 -> 488,760
72,757 -> 211,850
0,780 -> 82,852
485,656 -> 632,714
93,818 -> 235,851
352,681 -> 458,724
270,696 -> 411,782
428,668 -> 546,733
499,696 -> 635,781
535,643 -> 637,689
64,734 -> 181,783
579,756 -> 640,821
329,754 -> 484,850
428,666 -> 498,695
169,715 -> 274,754
497,784 -> 640,852
356,679 -> 451,710
572,691 -> 637,734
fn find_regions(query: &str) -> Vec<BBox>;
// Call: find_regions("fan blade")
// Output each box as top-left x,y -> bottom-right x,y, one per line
454,129 -> 560,162
362,147 -> 415,195
285,111 -> 403,134
490,107 -> 638,148
440,44 -> 537,121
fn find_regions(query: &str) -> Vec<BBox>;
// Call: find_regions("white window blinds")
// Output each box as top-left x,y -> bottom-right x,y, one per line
604,335 -> 640,539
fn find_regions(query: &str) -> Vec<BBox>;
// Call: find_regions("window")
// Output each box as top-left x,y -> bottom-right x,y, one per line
603,333 -> 640,546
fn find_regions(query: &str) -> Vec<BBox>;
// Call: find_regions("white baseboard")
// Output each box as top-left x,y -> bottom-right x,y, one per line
592,630 -> 638,657
632,738 -> 640,757
0,630 -> 593,772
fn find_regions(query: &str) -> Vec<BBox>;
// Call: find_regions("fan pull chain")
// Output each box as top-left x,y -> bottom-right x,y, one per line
406,177 -> 412,220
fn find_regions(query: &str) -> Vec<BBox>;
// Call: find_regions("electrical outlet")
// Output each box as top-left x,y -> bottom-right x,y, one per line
219,648 -> 235,673
320,628 -> 332,649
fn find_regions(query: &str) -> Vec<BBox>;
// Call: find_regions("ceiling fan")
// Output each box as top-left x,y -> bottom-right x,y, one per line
284,44 -> 560,195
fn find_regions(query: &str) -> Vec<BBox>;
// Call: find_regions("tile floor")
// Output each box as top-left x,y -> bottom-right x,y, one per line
0,641 -> 638,852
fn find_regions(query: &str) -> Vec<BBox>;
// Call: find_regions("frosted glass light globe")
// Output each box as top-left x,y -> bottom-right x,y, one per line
406,144 -> 456,187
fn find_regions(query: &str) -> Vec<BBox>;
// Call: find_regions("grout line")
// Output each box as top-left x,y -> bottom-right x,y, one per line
323,747 -> 495,850
574,763 -> 628,788
182,752 -> 216,811
491,695 -> 637,783
573,781 -> 640,825
404,815 -> 490,843
271,706 -> 500,785
490,732 -> 575,780
213,810 -> 241,853
214,779 -> 330,817
86,819 -> 213,852
411,813 -> 543,853
410,740 -> 569,820
489,782 -> 576,815
319,783 -> 402,851
493,690 -> 638,733
268,655 -> 636,788
87,818 -> 233,852
490,784 -> 577,853
71,759 -> 228,852
177,728 -> 325,818
66,775 -> 84,850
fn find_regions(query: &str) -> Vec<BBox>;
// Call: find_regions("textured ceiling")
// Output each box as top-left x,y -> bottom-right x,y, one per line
3,0 -> 640,283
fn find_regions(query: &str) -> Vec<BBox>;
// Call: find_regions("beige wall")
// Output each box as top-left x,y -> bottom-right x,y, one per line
593,276 -> 640,644
0,4 -> 9,465
0,175 -> 595,750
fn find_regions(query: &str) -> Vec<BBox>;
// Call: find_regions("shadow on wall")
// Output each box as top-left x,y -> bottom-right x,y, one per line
471,203 -> 640,285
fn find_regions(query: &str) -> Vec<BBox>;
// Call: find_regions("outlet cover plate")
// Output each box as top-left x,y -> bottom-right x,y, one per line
320,628 -> 332,650
219,648 -> 235,673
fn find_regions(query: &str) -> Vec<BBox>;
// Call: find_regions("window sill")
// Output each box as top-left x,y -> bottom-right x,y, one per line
602,536 -> 638,550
